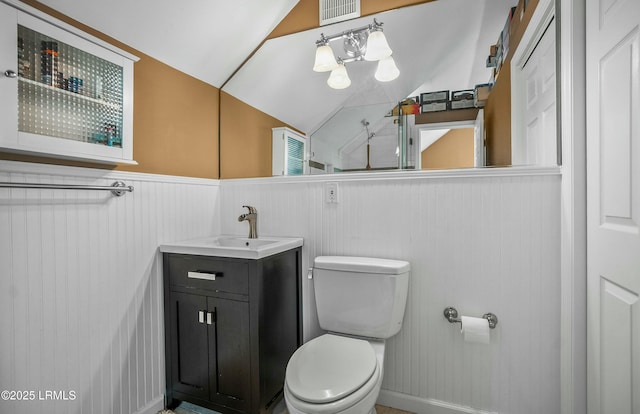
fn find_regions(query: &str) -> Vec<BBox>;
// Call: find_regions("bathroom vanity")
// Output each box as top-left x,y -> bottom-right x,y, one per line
160,236 -> 303,414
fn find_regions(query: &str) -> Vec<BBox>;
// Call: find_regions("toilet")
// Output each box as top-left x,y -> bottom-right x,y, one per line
284,256 -> 410,414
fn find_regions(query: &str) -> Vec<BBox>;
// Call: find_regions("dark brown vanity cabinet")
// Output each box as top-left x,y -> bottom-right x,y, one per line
163,248 -> 301,414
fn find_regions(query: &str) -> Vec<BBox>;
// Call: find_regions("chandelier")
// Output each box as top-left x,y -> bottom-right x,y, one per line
313,19 -> 400,89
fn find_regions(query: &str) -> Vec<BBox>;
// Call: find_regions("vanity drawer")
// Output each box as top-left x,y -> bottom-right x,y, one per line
167,254 -> 249,295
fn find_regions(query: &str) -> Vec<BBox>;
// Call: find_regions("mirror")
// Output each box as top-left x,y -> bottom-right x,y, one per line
221,0 -> 557,176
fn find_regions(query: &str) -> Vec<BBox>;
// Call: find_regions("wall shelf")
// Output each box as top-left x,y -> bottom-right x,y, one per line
415,108 -> 480,125
18,77 -> 121,110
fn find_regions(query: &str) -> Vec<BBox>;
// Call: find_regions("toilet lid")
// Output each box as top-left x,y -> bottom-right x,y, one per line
286,334 -> 377,404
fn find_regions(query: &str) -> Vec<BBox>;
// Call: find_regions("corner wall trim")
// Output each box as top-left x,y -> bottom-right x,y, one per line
132,395 -> 165,414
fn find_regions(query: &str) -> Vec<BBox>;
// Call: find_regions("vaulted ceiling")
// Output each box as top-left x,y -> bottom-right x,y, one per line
222,0 -> 512,148
37,0 -> 300,87
37,0 -> 513,146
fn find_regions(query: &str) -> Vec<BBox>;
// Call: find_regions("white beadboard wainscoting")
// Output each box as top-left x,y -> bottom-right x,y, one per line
0,160 -> 220,414
220,167 -> 562,414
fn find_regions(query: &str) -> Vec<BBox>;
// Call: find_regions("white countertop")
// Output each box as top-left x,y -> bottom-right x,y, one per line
159,235 -> 303,260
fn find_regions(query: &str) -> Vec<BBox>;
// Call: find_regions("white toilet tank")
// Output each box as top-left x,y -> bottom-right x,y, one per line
313,256 -> 410,339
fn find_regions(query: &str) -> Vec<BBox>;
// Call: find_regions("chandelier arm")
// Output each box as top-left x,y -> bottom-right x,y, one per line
318,20 -> 379,44
315,33 -> 329,46
338,56 -> 361,64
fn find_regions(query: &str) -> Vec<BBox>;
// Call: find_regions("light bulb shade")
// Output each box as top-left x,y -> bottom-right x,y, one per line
375,56 -> 400,82
364,30 -> 392,61
313,45 -> 339,72
327,64 -> 351,89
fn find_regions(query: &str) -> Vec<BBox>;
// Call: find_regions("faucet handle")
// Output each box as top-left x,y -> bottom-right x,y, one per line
242,205 -> 257,214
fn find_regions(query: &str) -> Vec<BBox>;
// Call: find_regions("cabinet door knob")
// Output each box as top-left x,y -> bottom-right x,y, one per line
4,70 -> 17,78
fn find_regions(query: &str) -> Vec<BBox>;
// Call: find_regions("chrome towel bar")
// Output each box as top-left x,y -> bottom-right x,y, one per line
0,180 -> 133,197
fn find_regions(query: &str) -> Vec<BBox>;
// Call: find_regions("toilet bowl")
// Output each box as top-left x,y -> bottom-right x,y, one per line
284,256 -> 410,414
284,334 -> 385,414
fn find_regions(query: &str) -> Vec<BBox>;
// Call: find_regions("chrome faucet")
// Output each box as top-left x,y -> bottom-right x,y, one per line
238,205 -> 258,239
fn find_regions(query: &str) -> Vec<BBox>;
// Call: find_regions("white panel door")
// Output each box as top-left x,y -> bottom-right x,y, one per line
511,4 -> 557,167
522,19 -> 557,166
586,0 -> 640,412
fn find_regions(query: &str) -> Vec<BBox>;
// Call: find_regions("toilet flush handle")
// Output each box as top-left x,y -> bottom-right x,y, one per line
307,267 -> 313,279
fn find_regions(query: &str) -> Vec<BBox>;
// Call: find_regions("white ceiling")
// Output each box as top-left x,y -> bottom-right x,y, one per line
37,0 -> 513,153
37,0 -> 300,87
222,0 -> 513,151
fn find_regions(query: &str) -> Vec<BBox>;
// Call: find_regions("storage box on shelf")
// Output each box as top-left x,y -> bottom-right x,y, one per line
420,90 -> 449,103
450,89 -> 475,110
501,6 -> 517,59
510,0 -> 526,42
0,0 -> 138,164
421,101 -> 448,113
401,102 -> 420,115
474,83 -> 492,108
420,90 -> 449,113
487,42 -> 501,69
390,97 -> 420,115
417,87 -> 487,114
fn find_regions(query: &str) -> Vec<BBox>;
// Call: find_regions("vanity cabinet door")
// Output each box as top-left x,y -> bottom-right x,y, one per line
208,297 -> 251,412
169,291 -> 210,401
163,248 -> 302,413
168,291 -> 251,410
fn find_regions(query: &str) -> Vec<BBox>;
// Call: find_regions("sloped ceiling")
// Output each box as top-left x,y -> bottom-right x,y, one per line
222,0 -> 513,151
36,0 -> 513,152
36,0 -> 300,87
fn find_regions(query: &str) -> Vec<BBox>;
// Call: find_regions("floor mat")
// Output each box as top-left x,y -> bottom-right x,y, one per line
157,401 -> 220,414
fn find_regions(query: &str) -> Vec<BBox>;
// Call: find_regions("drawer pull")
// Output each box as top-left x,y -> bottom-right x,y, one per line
188,271 -> 220,281
206,311 -> 215,325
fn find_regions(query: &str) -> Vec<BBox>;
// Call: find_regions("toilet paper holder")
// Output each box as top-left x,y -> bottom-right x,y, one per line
443,306 -> 498,329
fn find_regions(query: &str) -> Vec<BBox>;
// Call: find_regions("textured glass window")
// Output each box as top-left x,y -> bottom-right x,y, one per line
17,25 -> 124,147
287,136 -> 304,175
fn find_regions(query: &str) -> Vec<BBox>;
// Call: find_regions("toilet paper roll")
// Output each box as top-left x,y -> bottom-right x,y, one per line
460,316 -> 490,344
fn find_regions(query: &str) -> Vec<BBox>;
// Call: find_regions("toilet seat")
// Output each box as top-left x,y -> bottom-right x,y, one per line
286,334 -> 378,404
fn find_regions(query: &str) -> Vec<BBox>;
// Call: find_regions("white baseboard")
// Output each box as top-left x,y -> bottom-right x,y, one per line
133,395 -> 165,414
377,390 -> 497,414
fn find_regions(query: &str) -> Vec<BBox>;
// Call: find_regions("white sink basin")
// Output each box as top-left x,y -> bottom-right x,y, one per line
212,237 -> 276,248
159,235 -> 303,259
